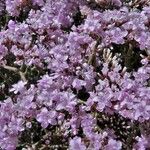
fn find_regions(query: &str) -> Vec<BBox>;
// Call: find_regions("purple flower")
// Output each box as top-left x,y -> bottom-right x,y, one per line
133,101 -> 150,121
134,135 -> 149,150
36,107 -> 57,128
69,137 -> 86,150
138,32 -> 150,50
105,138 -> 122,150
72,78 -> 86,90
6,0 -> 21,16
55,91 -> 77,112
32,0 -> 45,6
105,27 -> 128,45
0,0 -> 150,149
8,116 -> 24,134
9,81 -> 27,94
0,136 -> 18,150
0,45 -> 8,60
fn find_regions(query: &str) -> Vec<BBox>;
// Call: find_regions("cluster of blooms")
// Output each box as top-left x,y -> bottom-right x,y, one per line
0,0 -> 150,149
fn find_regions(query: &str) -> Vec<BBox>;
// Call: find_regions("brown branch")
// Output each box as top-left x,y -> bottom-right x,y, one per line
88,38 -> 100,65
31,133 -> 50,149
2,65 -> 27,82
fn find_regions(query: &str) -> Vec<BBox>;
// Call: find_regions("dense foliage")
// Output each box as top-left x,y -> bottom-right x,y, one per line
0,0 -> 150,149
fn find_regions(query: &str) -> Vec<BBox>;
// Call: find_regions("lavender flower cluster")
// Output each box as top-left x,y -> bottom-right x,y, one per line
0,0 -> 150,149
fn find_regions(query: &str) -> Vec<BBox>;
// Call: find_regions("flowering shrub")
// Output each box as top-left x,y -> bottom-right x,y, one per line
0,0 -> 150,149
